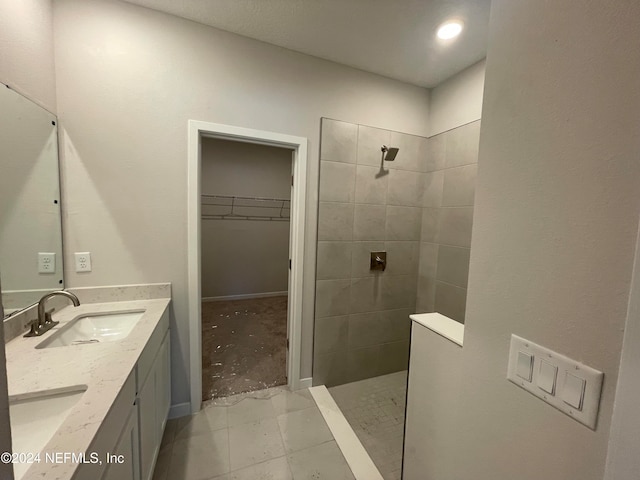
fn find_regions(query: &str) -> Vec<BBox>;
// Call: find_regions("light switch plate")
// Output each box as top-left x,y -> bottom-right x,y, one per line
507,334 -> 604,430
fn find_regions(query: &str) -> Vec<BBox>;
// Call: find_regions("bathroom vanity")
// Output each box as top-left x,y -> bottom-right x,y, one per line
4,289 -> 171,480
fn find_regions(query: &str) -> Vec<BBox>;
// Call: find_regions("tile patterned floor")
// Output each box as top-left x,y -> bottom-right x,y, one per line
329,371 -> 408,480
153,387 -> 355,480
201,296 -> 288,401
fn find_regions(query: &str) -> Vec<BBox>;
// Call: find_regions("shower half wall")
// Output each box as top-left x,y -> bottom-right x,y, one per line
313,118 -> 427,386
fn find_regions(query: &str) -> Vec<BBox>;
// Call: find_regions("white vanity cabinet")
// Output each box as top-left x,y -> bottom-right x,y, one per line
73,308 -> 171,480
102,404 -> 140,480
137,329 -> 170,480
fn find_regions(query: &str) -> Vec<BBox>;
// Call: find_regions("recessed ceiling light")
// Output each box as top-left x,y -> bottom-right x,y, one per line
437,20 -> 464,40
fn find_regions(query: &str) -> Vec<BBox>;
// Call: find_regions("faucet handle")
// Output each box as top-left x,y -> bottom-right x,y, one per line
24,319 -> 40,338
44,308 -> 56,324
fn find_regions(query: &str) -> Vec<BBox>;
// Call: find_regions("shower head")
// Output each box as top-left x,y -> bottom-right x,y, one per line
381,145 -> 399,161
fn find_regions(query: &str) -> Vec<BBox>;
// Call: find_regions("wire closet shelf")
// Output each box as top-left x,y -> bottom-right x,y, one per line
201,194 -> 290,221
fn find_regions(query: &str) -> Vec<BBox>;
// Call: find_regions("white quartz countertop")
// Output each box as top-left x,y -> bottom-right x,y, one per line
4,298 -> 171,480
410,312 -> 465,346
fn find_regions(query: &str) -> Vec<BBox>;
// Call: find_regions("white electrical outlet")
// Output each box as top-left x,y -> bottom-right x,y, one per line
75,252 -> 92,272
38,252 -> 56,273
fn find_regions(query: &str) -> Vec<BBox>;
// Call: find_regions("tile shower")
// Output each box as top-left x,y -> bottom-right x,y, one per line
313,117 -> 480,479
313,118 -> 481,387
313,118 -> 427,387
416,120 -> 480,322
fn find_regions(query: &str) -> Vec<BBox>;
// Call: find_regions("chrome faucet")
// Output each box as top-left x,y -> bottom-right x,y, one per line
24,290 -> 81,337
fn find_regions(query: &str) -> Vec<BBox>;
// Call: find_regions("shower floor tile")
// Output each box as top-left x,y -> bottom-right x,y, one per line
201,296 -> 288,401
329,371 -> 408,480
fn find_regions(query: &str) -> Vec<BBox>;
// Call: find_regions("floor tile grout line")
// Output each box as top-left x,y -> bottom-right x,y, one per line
309,385 -> 384,480
269,389 -> 297,478
225,423 -> 231,477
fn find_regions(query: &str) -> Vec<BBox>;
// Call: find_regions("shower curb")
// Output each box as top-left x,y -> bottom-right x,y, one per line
309,385 -> 384,480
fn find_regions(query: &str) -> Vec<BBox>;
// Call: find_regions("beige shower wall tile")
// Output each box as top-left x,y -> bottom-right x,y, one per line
321,118 -> 357,163
426,133 -> 446,172
349,276 -> 383,314
442,164 -> 477,207
435,281 -> 467,324
319,161 -> 356,203
315,279 -> 351,317
357,125 -> 391,167
384,241 -> 419,276
385,206 -> 422,241
353,204 -> 386,241
318,202 -> 354,241
348,309 -> 411,349
314,315 -> 348,355
437,207 -> 474,248
420,207 -> 440,243
390,131 -> 428,172
379,340 -> 410,375
381,275 -> 417,310
347,345 -> 383,382
313,350 -> 348,387
316,242 -> 352,280
444,121 -> 481,168
436,245 -> 471,288
416,242 -> 438,313
355,165 -> 388,205
387,170 -> 426,207
423,170 -> 444,207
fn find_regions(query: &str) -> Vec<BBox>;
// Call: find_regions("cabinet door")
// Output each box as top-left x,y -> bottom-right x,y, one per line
139,332 -> 170,480
157,334 -> 171,438
138,355 -> 158,480
102,405 -> 140,480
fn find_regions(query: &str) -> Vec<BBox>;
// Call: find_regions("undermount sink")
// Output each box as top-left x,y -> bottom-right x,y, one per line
9,386 -> 87,480
36,310 -> 145,349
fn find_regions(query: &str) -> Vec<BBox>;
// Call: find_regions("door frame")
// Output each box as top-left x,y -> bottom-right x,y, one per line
187,120 -> 308,414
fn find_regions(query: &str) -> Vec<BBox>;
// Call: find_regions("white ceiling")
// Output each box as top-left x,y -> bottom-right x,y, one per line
121,0 -> 492,88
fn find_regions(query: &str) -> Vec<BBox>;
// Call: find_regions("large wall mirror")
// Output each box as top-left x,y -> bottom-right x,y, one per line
0,83 -> 64,317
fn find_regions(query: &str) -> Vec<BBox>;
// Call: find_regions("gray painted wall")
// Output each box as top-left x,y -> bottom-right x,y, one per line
604,214 -> 640,479
313,118 -> 427,386
405,1 -> 640,478
201,138 -> 291,298
0,0 -> 57,113
52,0 -> 430,405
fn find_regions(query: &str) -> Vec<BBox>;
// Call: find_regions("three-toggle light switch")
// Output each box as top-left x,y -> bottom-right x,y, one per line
507,335 -> 603,429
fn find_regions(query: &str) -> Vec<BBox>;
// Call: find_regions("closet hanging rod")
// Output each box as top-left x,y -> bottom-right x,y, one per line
201,194 -> 290,203
201,215 -> 289,222
200,193 -> 290,221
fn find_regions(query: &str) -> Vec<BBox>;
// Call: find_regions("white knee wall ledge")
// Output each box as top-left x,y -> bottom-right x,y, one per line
410,312 -> 464,346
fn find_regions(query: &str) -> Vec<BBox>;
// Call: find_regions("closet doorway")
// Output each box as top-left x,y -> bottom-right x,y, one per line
201,138 -> 291,401
188,121 -> 307,413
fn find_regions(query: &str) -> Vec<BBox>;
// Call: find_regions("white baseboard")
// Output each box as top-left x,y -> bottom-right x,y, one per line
168,402 -> 192,419
202,291 -> 287,302
298,377 -> 313,389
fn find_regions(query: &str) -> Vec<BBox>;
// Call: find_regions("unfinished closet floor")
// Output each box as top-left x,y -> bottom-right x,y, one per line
152,387 -> 356,480
201,296 -> 288,401
329,371 -> 408,480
